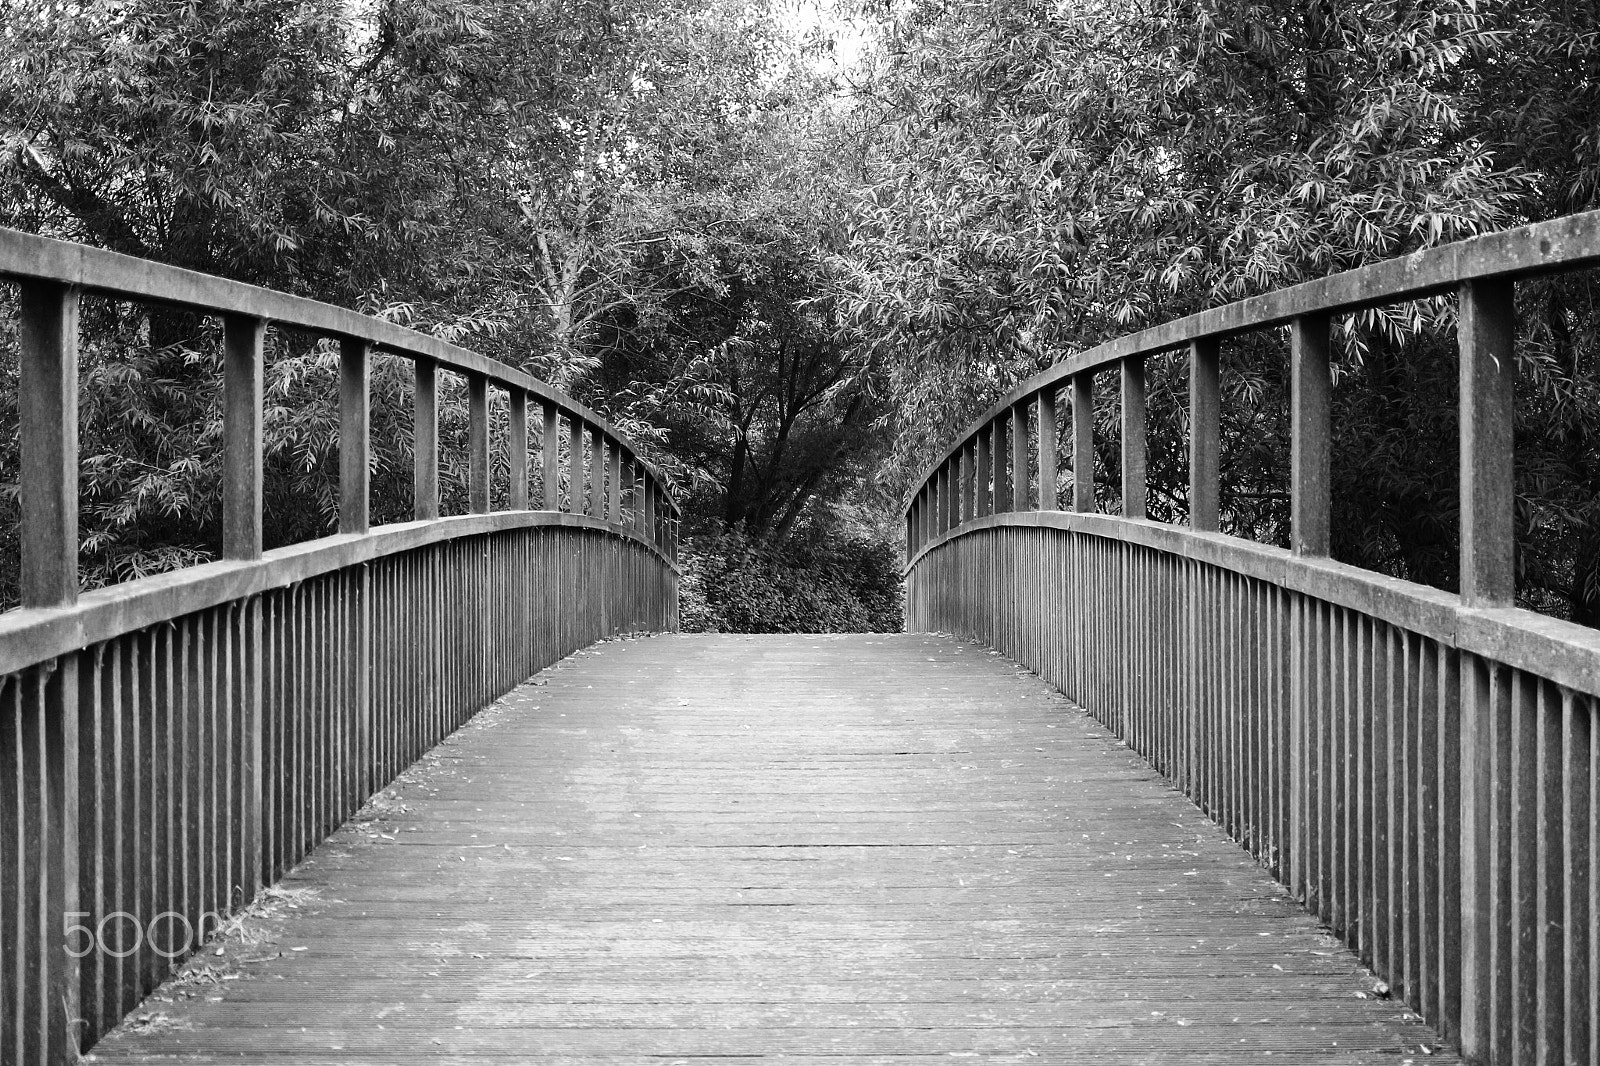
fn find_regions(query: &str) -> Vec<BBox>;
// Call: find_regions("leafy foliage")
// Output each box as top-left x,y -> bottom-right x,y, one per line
679,520 -> 903,633
843,0 -> 1600,621
0,0 -> 893,620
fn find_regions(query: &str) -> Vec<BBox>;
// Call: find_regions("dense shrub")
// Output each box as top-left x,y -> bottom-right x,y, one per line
679,525 -> 903,634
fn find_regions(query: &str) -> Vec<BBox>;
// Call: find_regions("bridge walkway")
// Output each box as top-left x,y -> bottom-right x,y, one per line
85,634 -> 1453,1064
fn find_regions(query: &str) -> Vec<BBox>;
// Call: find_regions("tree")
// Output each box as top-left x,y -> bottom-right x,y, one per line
0,0 -> 900,623
842,0 -> 1600,620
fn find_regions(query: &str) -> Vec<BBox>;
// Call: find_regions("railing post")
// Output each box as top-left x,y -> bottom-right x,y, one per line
1037,388 -> 1058,510
221,312 -> 264,561
414,357 -> 439,521
542,402 -> 561,511
567,415 -> 584,513
993,418 -> 1010,512
1122,356 -> 1146,519
607,441 -> 622,522
934,464 -> 947,531
1291,314 -> 1331,556
976,422 -> 993,516
1011,401 -> 1031,510
1456,277 -> 1516,1065
643,475 -> 657,543
628,466 -> 640,532
15,280 -> 82,1062
1190,337 -> 1220,531
508,389 -> 529,510
958,445 -> 972,525
467,372 -> 490,513
588,428 -> 605,519
1459,279 -> 1516,607
1073,374 -> 1094,513
339,338 -> 370,535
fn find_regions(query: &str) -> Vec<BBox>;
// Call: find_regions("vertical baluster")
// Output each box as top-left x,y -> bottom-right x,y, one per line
1460,279 -> 1516,607
643,476 -> 657,544
1011,401 -> 1030,510
1073,374 -> 1094,513
467,373 -> 490,513
993,418 -> 1010,512
567,416 -> 584,514
977,424 -> 993,517
222,315 -> 264,560
1122,356 -> 1147,519
15,280 -> 82,1063
1563,691 -> 1591,1065
1037,388 -> 1058,510
414,358 -> 439,521
1535,683 -> 1563,1066
508,389 -> 529,510
608,441 -> 623,523
1291,314 -> 1332,555
340,338 -> 371,534
588,427 -> 605,519
1458,278 -> 1516,1064
542,403 -> 561,511
1190,338 -> 1220,531
958,445 -> 972,526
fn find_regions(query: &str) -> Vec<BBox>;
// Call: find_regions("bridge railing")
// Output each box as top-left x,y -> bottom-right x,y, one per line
904,212 -> 1600,1066
0,227 -> 680,1064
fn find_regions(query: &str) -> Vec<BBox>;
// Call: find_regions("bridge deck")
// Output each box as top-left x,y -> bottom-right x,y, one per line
87,633 -> 1453,1064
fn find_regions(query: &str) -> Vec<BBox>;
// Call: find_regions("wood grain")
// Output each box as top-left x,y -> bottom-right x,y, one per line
89,635 -> 1454,1064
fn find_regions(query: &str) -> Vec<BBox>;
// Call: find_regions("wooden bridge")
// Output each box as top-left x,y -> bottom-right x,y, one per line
1,215 -> 1598,1066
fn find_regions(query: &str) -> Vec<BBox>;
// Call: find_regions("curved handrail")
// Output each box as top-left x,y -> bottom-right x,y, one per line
907,207 -> 1600,496
902,208 -> 1600,1066
903,208 -> 1600,671
0,227 -> 654,454
909,509 -> 1600,698
0,226 -> 681,673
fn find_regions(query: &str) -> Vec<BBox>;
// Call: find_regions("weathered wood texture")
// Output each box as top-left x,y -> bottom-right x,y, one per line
0,228 -> 682,1066
87,634 -> 1448,1064
908,527 -> 1597,1066
900,211 -> 1600,1066
1,530 -> 673,1064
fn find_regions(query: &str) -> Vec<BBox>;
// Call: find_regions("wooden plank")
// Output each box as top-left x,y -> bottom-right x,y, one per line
1459,279 -> 1516,607
588,427 -> 605,519
91,635 -> 1457,1065
976,425 -> 992,517
993,419 -> 1010,513
1121,356 -> 1146,519
1036,389 -> 1057,510
1189,339 -> 1220,532
507,390 -> 528,511
1011,402 -> 1031,510
467,373 -> 490,514
339,339 -> 370,535
957,444 -> 972,524
1290,314 -> 1330,556
567,416 -> 584,514
412,358 -> 438,522
19,280 -> 80,607
541,403 -> 560,512
607,443 -> 622,524
1073,374 -> 1094,513
222,315 -> 264,561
